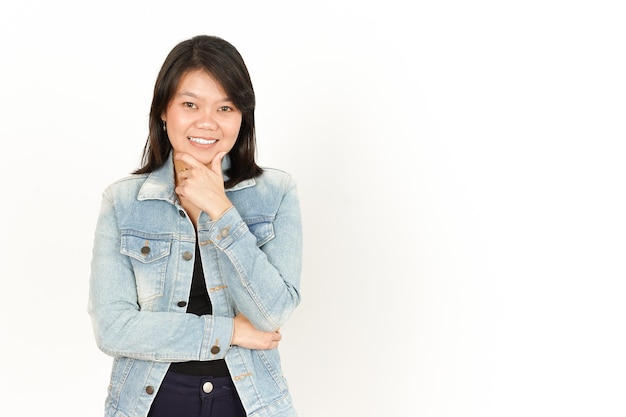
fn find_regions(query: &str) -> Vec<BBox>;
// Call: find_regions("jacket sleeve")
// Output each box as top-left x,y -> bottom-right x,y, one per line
197,176 -> 303,332
87,188 -> 234,362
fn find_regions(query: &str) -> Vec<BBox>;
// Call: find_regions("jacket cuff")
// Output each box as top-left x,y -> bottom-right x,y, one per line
201,315 -> 233,360
198,207 -> 247,250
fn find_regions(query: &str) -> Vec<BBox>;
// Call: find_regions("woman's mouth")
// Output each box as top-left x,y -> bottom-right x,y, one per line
188,136 -> 217,145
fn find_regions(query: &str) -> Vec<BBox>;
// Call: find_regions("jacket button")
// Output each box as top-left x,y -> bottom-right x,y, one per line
210,345 -> 220,354
202,381 -> 214,393
145,386 -> 155,395
219,228 -> 230,238
140,246 -> 150,255
177,301 -> 187,308
179,209 -> 186,218
182,251 -> 193,261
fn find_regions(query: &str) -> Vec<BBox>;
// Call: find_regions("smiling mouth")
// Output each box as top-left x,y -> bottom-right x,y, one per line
188,136 -> 217,145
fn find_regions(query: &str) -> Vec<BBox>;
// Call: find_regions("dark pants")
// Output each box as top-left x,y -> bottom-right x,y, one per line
148,371 -> 247,417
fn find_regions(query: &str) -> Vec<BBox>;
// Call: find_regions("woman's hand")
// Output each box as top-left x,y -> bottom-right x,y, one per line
174,152 -> 233,220
231,314 -> 282,350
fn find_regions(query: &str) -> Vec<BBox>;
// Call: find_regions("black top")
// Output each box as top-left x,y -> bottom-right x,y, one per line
168,242 -> 231,377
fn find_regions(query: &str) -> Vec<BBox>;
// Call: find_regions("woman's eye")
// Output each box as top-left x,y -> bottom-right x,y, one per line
183,102 -> 197,109
218,105 -> 233,112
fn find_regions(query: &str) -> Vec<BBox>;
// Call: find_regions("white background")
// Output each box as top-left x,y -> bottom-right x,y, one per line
1,1 -> 625,416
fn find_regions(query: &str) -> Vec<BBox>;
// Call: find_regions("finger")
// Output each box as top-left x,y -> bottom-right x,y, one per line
174,185 -> 186,199
210,151 -> 227,176
174,153 -> 195,175
175,152 -> 202,170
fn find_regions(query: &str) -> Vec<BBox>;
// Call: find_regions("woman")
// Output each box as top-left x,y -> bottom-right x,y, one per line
88,35 -> 302,417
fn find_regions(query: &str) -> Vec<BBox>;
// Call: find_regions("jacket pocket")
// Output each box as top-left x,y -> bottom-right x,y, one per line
120,231 -> 172,303
244,217 -> 275,247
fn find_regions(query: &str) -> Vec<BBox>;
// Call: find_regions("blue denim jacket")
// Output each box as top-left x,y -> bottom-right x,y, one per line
88,153 -> 302,417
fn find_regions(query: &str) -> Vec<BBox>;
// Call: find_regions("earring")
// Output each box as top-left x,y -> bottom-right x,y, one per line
162,121 -> 167,132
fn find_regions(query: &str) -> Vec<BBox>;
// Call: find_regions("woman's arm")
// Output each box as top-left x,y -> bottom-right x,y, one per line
197,176 -> 303,332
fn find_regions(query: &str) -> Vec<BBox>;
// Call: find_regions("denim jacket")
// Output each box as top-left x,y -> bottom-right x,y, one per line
88,153 -> 302,417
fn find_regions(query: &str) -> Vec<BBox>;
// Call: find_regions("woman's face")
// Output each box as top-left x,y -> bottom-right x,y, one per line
162,69 -> 242,165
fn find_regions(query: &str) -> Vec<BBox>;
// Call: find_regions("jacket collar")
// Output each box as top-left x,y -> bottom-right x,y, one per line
137,152 -> 256,202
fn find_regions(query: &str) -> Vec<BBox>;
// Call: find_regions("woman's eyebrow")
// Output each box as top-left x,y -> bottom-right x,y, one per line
177,91 -> 199,98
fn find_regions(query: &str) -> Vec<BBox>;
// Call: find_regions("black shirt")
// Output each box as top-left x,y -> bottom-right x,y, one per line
168,242 -> 231,377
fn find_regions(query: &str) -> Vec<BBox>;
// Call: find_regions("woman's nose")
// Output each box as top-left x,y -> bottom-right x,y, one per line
196,110 -> 217,129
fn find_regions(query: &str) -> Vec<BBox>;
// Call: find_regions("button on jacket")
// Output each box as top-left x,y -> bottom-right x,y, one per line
88,153 -> 302,417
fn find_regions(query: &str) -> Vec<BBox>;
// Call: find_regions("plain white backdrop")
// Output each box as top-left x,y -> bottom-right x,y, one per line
1,1 -> 625,416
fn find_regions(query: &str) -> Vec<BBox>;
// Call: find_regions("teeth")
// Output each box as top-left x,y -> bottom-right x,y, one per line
188,137 -> 216,145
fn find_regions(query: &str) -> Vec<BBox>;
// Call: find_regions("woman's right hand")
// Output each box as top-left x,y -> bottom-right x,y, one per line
231,314 -> 282,350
